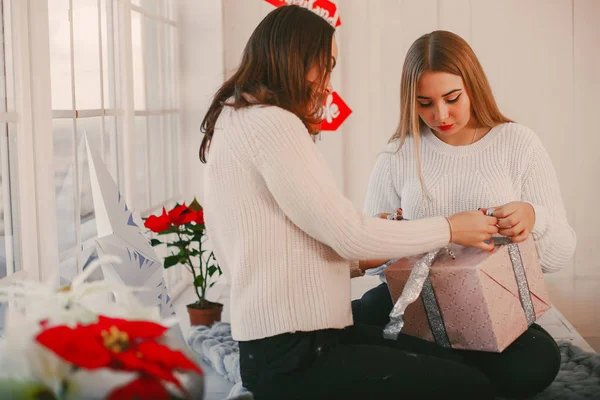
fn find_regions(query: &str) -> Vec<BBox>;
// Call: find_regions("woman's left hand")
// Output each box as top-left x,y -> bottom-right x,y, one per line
482,202 -> 535,243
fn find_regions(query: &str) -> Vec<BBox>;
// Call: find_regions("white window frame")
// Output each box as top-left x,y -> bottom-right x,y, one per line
0,0 -> 19,281
49,0 -> 124,272
5,0 -> 59,284
3,0 -> 187,299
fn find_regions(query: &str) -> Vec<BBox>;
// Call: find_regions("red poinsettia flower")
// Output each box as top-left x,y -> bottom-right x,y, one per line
168,204 -> 197,226
144,207 -> 171,233
194,209 -> 204,225
36,316 -> 202,394
108,375 -> 169,400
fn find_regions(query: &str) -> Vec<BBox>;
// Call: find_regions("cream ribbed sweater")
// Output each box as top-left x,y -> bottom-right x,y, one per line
203,105 -> 451,341
364,123 -> 576,274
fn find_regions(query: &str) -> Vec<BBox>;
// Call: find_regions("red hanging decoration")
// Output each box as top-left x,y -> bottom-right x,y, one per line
321,91 -> 351,131
264,0 -> 350,131
264,0 -> 341,27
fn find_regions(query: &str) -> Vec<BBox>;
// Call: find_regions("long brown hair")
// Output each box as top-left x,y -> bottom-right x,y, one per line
391,30 -> 512,193
199,5 -> 335,163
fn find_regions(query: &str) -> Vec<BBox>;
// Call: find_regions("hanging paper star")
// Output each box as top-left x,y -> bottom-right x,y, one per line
85,134 -> 175,319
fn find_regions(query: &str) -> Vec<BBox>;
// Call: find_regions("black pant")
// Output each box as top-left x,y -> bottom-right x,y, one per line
351,283 -> 562,399
240,324 -> 495,400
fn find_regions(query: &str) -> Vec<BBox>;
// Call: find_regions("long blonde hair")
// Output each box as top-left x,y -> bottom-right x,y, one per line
391,30 -> 511,195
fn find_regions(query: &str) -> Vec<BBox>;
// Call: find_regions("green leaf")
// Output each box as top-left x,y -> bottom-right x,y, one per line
167,240 -> 190,248
189,249 -> 200,257
193,274 -> 204,288
163,255 -> 180,269
208,265 -> 217,276
189,198 -> 203,211
150,239 -> 162,247
209,282 -> 216,288
0,378 -> 57,399
158,226 -> 178,235
189,224 -> 205,233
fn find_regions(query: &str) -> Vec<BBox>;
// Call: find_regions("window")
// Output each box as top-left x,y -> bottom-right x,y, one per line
49,0 -> 122,285
130,1 -> 183,288
0,0 -> 185,296
131,0 -> 180,211
45,0 -> 183,289
0,0 -> 21,281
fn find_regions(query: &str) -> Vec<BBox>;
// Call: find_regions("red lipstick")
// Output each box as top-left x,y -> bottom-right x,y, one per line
438,124 -> 454,131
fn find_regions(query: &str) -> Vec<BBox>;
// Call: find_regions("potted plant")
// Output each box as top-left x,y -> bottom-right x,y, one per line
144,198 -> 223,326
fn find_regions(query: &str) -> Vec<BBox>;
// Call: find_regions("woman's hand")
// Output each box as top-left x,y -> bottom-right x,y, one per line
481,202 -> 535,243
447,210 -> 499,251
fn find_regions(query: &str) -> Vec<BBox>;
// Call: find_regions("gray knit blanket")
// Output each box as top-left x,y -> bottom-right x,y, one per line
187,323 -> 600,399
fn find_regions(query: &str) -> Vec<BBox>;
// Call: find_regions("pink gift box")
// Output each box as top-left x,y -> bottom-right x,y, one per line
384,237 -> 550,352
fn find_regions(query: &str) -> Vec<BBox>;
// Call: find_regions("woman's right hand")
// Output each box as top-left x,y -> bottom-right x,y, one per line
447,211 -> 499,251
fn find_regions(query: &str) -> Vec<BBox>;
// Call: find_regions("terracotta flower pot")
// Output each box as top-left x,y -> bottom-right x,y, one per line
187,301 -> 224,327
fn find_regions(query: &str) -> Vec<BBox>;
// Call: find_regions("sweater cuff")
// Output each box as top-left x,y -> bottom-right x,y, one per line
528,202 -> 551,239
349,260 -> 364,278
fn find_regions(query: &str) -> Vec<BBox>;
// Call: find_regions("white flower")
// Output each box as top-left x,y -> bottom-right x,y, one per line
0,255 -> 161,328
0,255 -> 165,397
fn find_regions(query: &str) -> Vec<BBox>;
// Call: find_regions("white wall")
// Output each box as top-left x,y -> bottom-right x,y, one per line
219,0 -> 600,284
178,0 -> 224,204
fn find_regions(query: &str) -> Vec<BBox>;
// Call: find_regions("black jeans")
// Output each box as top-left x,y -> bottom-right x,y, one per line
351,283 -> 562,399
240,323 -> 495,400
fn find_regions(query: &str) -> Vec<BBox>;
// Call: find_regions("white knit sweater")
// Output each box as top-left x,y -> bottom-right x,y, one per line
203,105 -> 452,341
364,123 -> 576,274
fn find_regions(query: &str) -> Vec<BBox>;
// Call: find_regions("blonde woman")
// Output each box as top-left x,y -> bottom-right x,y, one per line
353,30 -> 575,399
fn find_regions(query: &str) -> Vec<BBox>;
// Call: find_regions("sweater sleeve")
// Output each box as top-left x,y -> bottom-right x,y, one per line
522,134 -> 576,273
248,107 -> 450,261
363,150 -> 402,217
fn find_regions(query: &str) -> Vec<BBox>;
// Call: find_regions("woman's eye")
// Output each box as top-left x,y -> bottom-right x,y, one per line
446,94 -> 461,104
418,102 -> 432,108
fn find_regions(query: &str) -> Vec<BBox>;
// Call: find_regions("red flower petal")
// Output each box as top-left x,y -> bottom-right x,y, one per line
36,325 -> 112,369
95,316 -> 168,339
114,351 -> 183,390
108,375 -> 169,400
169,204 -> 199,226
168,204 -> 188,225
137,342 -> 202,374
144,208 -> 171,233
179,209 -> 197,225
194,209 -> 204,225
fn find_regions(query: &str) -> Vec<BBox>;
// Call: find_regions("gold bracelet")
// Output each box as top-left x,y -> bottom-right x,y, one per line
445,217 -> 453,243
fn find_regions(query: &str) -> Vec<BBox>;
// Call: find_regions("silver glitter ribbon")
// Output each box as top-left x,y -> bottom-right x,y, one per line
504,240 -> 536,326
383,249 -> 442,340
364,258 -> 398,277
383,237 -> 536,342
421,276 -> 451,347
